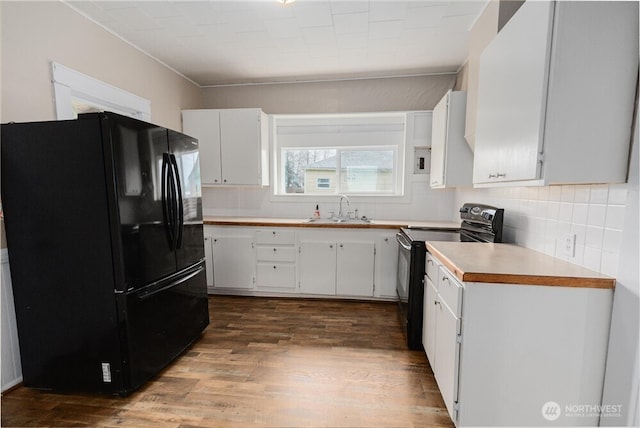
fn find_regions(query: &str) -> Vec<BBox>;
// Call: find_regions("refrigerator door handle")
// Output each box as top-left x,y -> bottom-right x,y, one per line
161,153 -> 175,250
169,154 -> 184,250
136,265 -> 204,300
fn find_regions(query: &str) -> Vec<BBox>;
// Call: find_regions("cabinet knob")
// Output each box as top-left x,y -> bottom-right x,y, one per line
273,265 -> 277,269
329,244 -> 333,249
272,231 -> 276,235
223,179 -> 227,183
273,248 -> 277,252
339,244 -> 344,248
384,238 -> 389,242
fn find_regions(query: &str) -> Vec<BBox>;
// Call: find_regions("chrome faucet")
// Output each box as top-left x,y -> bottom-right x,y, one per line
338,194 -> 351,219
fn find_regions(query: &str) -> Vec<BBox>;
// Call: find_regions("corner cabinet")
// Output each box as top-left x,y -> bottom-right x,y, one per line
430,90 -> 473,189
182,108 -> 269,186
473,1 -> 638,187
423,252 -> 613,426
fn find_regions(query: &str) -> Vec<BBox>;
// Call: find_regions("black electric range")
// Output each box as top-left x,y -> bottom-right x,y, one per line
396,203 -> 504,350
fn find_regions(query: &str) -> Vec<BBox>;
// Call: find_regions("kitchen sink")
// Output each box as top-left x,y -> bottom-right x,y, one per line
304,218 -> 373,224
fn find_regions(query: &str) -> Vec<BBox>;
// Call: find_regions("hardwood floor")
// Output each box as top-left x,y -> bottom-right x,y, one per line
1,296 -> 453,428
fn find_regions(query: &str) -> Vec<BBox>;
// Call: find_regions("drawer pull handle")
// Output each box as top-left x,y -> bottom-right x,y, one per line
442,276 -> 449,282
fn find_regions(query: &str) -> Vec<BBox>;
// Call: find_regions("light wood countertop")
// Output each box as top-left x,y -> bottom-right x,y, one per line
426,241 -> 615,289
204,216 -> 460,230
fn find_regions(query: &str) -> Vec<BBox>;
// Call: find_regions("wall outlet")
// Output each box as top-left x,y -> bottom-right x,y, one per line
562,233 -> 576,257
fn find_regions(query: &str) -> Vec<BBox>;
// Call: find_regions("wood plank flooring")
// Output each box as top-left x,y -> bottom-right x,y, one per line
1,296 -> 453,428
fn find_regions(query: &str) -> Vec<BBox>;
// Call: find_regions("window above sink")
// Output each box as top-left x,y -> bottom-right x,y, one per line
272,112 -> 407,197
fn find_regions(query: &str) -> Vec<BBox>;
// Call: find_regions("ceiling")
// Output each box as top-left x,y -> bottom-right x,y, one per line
65,0 -> 489,87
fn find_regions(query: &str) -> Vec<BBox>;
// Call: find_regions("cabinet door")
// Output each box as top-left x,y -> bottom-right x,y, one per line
374,234 -> 398,298
299,242 -> 336,295
203,235 -> 214,290
473,1 -> 553,184
182,110 -> 222,185
256,263 -> 296,289
423,277 -> 438,366
430,93 -> 448,187
220,109 -> 262,185
212,235 -> 255,289
434,299 -> 461,422
336,242 -> 375,297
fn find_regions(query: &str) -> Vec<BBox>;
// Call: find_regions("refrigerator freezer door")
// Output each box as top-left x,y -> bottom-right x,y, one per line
121,261 -> 209,393
108,115 -> 177,290
168,130 -> 205,270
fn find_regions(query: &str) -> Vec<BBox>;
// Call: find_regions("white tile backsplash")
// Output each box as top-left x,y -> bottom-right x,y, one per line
456,182 -> 631,278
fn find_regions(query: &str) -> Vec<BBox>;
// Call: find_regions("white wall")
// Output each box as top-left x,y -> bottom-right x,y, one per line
0,1 -> 201,130
201,74 -> 456,114
1,250 -> 21,391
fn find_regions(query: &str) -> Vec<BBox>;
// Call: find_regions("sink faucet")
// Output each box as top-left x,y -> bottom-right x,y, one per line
338,194 -> 351,219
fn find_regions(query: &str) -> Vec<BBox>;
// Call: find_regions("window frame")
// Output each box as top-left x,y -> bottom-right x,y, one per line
51,62 -> 151,121
272,112 -> 407,199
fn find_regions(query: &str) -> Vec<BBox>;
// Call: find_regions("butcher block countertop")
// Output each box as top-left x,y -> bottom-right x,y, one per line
426,241 -> 615,289
204,216 -> 460,230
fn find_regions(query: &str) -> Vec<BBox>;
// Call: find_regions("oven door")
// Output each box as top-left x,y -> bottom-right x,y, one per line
395,232 -> 412,322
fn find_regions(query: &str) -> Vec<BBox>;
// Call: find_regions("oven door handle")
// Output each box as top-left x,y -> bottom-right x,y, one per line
395,232 -> 412,251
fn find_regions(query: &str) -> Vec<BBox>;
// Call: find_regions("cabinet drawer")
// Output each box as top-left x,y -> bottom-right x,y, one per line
426,252 -> 439,283
437,266 -> 462,316
256,230 -> 295,245
256,263 -> 296,289
256,246 -> 295,262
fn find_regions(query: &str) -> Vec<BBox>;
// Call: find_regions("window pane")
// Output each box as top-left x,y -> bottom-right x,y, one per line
339,150 -> 395,193
282,149 -> 336,194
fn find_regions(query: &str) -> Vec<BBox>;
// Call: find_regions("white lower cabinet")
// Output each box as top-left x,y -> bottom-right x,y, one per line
299,241 -> 337,295
204,226 -> 388,300
203,235 -> 214,292
298,239 -> 375,297
423,255 -> 462,422
255,229 -> 296,291
336,242 -> 375,297
424,252 -> 613,426
210,231 -> 255,290
374,233 -> 398,298
422,276 -> 437,364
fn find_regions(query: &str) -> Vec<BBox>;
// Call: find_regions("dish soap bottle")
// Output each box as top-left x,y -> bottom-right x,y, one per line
314,204 -> 320,219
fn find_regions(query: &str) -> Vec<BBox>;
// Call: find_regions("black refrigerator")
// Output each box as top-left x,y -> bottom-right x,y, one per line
1,112 -> 210,395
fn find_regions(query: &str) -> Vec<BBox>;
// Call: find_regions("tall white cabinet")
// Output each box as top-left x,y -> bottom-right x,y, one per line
430,90 -> 472,189
473,1 -> 638,187
182,108 -> 269,186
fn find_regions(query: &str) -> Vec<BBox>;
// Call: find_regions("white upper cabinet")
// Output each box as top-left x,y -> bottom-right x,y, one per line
182,108 -> 269,186
473,1 -> 638,187
430,90 -> 473,188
